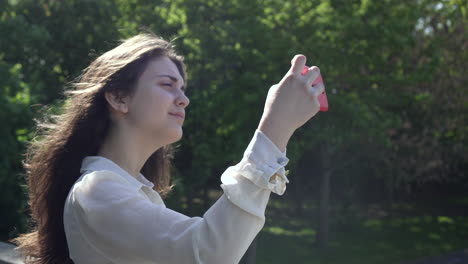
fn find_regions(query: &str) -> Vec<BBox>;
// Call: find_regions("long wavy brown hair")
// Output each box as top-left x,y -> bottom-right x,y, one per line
10,32 -> 187,264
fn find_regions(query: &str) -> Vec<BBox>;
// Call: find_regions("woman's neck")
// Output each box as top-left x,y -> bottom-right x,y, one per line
97,124 -> 161,179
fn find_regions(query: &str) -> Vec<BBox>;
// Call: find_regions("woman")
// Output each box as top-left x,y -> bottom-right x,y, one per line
12,32 -> 324,264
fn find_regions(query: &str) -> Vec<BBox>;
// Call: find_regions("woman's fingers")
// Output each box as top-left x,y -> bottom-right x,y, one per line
289,55 -> 307,75
308,82 -> 325,97
304,66 -> 320,87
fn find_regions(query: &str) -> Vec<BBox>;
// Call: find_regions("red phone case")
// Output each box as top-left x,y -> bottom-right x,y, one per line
302,66 -> 329,112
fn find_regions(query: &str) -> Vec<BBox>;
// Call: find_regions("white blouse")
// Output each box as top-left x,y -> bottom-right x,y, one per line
63,129 -> 290,264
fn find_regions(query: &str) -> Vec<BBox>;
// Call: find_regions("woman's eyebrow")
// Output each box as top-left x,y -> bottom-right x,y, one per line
157,74 -> 180,83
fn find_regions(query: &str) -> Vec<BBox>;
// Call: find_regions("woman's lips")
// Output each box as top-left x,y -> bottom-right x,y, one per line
169,113 -> 185,119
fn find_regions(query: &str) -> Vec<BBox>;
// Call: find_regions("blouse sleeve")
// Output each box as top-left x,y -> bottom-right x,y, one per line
70,129 -> 290,264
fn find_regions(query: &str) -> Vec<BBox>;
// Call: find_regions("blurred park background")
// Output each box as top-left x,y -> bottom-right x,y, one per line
0,0 -> 467,263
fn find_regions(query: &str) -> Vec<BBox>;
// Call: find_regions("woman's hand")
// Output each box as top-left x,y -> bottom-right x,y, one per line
257,54 -> 325,152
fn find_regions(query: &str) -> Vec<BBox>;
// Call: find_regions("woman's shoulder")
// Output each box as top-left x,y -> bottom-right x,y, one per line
68,170 -> 139,212
76,170 -> 128,188
71,170 -> 133,199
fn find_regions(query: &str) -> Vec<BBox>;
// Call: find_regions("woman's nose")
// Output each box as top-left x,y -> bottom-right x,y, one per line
176,92 -> 190,108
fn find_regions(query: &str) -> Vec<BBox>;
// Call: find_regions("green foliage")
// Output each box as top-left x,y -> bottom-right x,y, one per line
259,196 -> 468,263
0,1 -> 466,256
0,60 -> 32,240
258,214 -> 468,264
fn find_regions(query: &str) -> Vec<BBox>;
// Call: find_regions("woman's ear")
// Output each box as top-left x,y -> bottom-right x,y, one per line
104,91 -> 129,114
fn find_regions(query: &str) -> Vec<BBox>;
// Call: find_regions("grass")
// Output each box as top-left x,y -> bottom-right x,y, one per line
255,200 -> 468,264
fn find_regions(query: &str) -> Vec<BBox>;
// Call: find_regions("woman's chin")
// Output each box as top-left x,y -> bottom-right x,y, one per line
150,125 -> 184,145
167,127 -> 184,143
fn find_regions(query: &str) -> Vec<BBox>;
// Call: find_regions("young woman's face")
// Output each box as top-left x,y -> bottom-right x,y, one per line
126,56 -> 189,145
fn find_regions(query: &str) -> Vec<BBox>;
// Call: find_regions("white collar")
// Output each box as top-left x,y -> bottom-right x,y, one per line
80,156 -> 155,190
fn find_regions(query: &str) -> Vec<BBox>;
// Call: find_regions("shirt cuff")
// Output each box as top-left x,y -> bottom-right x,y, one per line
236,129 -> 290,195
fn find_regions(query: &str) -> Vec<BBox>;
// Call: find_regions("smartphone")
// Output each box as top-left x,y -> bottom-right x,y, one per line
302,66 -> 329,112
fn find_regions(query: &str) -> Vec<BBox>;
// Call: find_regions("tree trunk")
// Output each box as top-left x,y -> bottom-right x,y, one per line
316,170 -> 331,248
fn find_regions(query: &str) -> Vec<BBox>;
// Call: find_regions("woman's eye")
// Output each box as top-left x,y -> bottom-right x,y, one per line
161,83 -> 185,92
